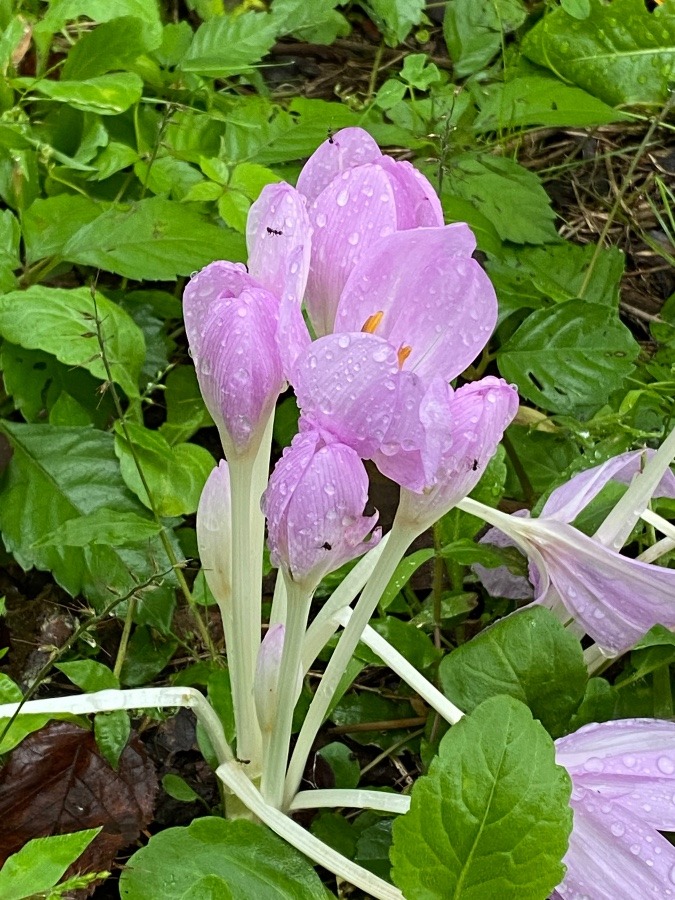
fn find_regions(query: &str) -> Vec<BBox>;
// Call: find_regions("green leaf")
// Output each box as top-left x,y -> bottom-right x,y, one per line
443,154 -> 558,244
568,677 -> 616,731
62,197 -> 246,281
95,709 -> 130,769
181,12 -> 279,76
180,876 -> 234,900
0,422 -> 176,614
361,0 -> 425,46
61,16 -> 161,80
114,422 -> 214,517
0,829 -> 101,900
0,207 -> 20,292
317,742 -> 360,790
20,73 -> 144,115
22,195 -> 102,263
522,0 -> 675,106
160,366 -> 213,445
371,617 -> 441,671
444,0 -> 527,76
163,773 -> 201,803
119,625 -> 178,687
439,607 -> 588,737
0,286 -> 145,399
119,817 -> 329,899
475,75 -> 627,130
34,507 -> 163,548
390,696 -> 572,899
497,300 -> 640,415
379,548 -> 434,612
269,0 -> 350,44
56,660 -> 119,692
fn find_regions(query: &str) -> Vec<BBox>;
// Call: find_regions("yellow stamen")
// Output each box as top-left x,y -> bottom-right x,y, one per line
397,344 -> 412,368
361,310 -> 384,334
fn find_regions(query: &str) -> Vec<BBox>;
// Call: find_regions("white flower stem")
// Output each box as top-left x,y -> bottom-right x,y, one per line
0,687 -> 235,766
216,760 -> 404,900
302,536 -> 389,673
284,521 -> 416,809
638,536 -> 675,564
641,508 -> 675,543
289,789 -> 411,815
595,425 -> 675,550
260,578 -> 313,809
336,608 -> 464,725
269,569 -> 287,628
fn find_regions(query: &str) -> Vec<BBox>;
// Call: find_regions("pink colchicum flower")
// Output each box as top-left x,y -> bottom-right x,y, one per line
553,719 -> 675,900
296,126 -> 444,336
184,184 -> 311,457
254,624 -> 301,735
261,430 -> 380,591
471,450 -> 675,654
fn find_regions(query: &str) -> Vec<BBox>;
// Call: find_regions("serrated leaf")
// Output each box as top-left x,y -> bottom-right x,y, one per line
22,195 -> 103,263
0,422 -> 176,616
443,154 -> 558,244
439,606 -> 588,737
362,0 -> 425,46
61,16 -> 161,80
0,286 -> 145,399
62,197 -> 246,281
444,0 -> 527,76
19,72 -> 144,115
0,829 -> 101,900
522,0 -> 675,106
0,208 -> 20,292
35,508 -> 163,548
497,300 -> 639,414
95,709 -> 131,769
114,423 -> 214,517
119,817 -> 329,899
390,696 -> 572,899
269,0 -> 350,44
181,12 -> 279,76
475,75 -> 627,130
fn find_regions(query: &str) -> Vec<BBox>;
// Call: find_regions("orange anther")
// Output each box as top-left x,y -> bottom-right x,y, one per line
397,344 -> 412,368
361,310 -> 385,334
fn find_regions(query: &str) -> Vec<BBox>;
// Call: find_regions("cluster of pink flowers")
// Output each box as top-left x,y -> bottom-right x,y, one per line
185,127 -> 675,898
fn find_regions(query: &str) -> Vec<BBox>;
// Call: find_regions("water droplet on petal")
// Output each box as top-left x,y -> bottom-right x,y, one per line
348,231 -> 360,245
336,189 -> 349,207
338,335 -> 350,349
658,757 -> 675,775
584,757 -> 604,774
316,213 -> 327,228
610,822 -> 625,837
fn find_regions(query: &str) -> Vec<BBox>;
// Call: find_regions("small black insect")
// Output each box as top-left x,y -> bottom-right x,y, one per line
266,226 -> 283,236
472,459 -> 479,471
644,0 -> 663,10
236,757 -> 251,765
328,127 -> 334,144
322,542 -> 332,550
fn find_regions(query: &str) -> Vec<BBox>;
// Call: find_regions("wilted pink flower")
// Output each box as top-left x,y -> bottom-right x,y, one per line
184,184 -> 311,456
261,431 -> 380,591
296,126 -> 444,335
554,719 -> 675,899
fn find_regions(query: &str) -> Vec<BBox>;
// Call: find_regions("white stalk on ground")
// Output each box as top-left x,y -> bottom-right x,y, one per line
289,789 -> 411,815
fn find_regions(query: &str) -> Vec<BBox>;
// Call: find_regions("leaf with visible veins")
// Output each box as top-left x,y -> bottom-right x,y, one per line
0,722 -> 158,878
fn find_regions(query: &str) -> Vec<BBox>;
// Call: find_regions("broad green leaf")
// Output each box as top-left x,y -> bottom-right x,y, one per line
439,607 -> 588,738
354,819 -> 393,881
0,207 -> 19,291
438,192 -> 503,256
181,12 -> 279,76
91,141 -> 139,181
269,0 -> 350,44
180,876 -> 234,900
361,0 -> 425,46
114,422 -> 215,517
0,422 -> 176,616
442,153 -> 558,244
497,300 -> 640,414
317,742 -> 360,790
62,197 -> 246,281
22,194 -> 103,263
0,286 -> 145,398
379,548 -> 434,612
390,696 -> 572,899
36,0 -> 162,42
331,692 -> 416,748
19,73 -> 144,115
56,660 -> 119,692
503,425 -> 580,498
444,0 -> 527,76
160,366 -> 213,446
0,829 -> 101,900
162,773 -> 201,803
119,817 -> 329,899
475,76 -> 627,130
95,709 -> 130,769
568,677 -> 616,731
62,16 -> 161,80
119,625 -> 178,687
34,507 -> 163,548
371,617 -> 441,671
522,0 -> 675,106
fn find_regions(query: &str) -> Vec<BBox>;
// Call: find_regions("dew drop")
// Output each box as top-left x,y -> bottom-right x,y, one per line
316,213 -> 327,228
348,231 -> 360,245
610,822 -> 625,837
658,757 -> 675,775
324,483 -> 336,496
583,756 -> 604,774
338,335 -> 351,349
336,189 -> 349,207
623,755 -> 637,768
629,843 -> 640,856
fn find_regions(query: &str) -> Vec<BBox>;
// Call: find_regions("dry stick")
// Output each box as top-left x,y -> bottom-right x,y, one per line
89,284 -> 218,660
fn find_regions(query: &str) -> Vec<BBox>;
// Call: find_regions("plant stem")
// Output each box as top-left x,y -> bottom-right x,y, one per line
113,595 -> 136,680
284,521 -> 415,808
289,789 -> 410,815
260,578 -> 313,808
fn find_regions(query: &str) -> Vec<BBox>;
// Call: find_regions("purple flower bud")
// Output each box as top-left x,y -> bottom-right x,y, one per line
254,624 -> 301,734
296,127 -> 444,336
196,460 -> 231,610
261,430 -> 380,590
554,719 -> 675,899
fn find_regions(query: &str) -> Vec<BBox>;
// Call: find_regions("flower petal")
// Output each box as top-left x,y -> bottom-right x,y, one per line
277,244 -> 313,381
198,288 -> 284,455
377,155 -> 444,228
541,449 -> 675,524
305,164 -> 398,336
296,126 -> 382,204
521,519 -> 675,655
335,226 -> 496,382
196,459 -> 231,612
555,791 -> 675,900
183,261 -> 256,359
246,182 -> 311,303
